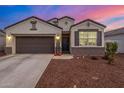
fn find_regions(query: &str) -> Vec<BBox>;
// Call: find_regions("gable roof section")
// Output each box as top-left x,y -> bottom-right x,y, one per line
48,16 -> 75,22
71,19 -> 106,28
0,29 -> 5,36
59,16 -> 75,21
105,27 -> 124,37
5,16 -> 62,30
47,18 -> 58,22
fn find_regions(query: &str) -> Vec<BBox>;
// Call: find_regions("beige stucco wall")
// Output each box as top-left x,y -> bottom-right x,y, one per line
5,18 -> 62,35
5,17 -> 62,54
48,17 -> 74,32
58,18 -> 74,31
70,21 -> 105,47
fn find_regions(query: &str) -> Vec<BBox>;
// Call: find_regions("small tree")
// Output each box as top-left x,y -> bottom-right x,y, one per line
105,42 -> 118,64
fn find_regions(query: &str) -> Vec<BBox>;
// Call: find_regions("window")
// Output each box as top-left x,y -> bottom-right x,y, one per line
79,31 -> 97,46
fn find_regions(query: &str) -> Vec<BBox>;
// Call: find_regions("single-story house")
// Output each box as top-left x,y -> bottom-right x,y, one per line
5,16 -> 106,56
0,30 -> 5,52
105,27 -> 124,53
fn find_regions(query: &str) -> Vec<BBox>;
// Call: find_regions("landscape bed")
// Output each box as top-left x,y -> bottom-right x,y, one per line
0,52 -> 6,57
36,54 -> 124,88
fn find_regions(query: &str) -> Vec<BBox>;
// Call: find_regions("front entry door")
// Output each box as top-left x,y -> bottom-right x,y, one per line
62,37 -> 70,53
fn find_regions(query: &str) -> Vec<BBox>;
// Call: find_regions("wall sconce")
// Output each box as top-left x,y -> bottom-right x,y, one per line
7,35 -> 12,41
56,35 -> 60,40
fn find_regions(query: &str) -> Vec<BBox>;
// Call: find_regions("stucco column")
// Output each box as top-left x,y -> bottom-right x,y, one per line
5,34 -> 13,54
55,34 -> 61,56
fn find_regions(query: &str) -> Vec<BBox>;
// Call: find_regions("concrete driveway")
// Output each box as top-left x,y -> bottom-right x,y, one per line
0,54 -> 53,88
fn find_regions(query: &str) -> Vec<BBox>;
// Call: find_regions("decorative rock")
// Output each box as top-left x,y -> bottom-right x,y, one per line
83,56 -> 85,59
76,57 -> 80,59
73,85 -> 77,88
92,76 -> 99,80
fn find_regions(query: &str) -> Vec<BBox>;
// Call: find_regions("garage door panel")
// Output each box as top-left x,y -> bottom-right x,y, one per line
16,36 -> 54,53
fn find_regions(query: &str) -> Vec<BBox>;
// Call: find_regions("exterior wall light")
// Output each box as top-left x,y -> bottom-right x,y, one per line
55,35 -> 61,56
56,35 -> 60,40
7,35 -> 12,41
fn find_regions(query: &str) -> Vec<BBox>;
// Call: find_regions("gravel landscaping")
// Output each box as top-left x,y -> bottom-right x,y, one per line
36,54 -> 124,88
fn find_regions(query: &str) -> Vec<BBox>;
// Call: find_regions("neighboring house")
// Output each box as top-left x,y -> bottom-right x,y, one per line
0,30 -> 5,52
105,27 -> 124,53
5,16 -> 106,56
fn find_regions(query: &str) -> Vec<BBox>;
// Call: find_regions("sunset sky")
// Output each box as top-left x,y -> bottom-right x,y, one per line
0,5 -> 124,31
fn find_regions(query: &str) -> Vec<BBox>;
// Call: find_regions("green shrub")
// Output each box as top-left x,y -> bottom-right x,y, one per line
105,42 -> 118,64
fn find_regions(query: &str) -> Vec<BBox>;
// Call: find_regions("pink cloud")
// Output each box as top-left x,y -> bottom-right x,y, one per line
106,19 -> 124,31
76,6 -> 124,22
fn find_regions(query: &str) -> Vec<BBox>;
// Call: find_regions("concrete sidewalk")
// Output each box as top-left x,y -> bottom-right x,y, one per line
0,54 -> 53,88
53,54 -> 73,59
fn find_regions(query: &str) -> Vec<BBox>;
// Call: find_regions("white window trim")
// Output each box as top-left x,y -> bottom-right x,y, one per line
79,31 -> 97,46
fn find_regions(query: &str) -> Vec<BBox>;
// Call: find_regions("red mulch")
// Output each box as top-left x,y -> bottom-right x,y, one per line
36,55 -> 124,88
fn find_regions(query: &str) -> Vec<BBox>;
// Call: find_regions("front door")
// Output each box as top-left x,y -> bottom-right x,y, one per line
62,36 -> 70,53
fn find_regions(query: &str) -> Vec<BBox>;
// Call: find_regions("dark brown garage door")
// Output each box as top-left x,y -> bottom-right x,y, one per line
16,36 -> 54,53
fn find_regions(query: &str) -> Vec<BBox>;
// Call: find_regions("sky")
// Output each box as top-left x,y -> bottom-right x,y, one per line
0,5 -> 124,31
